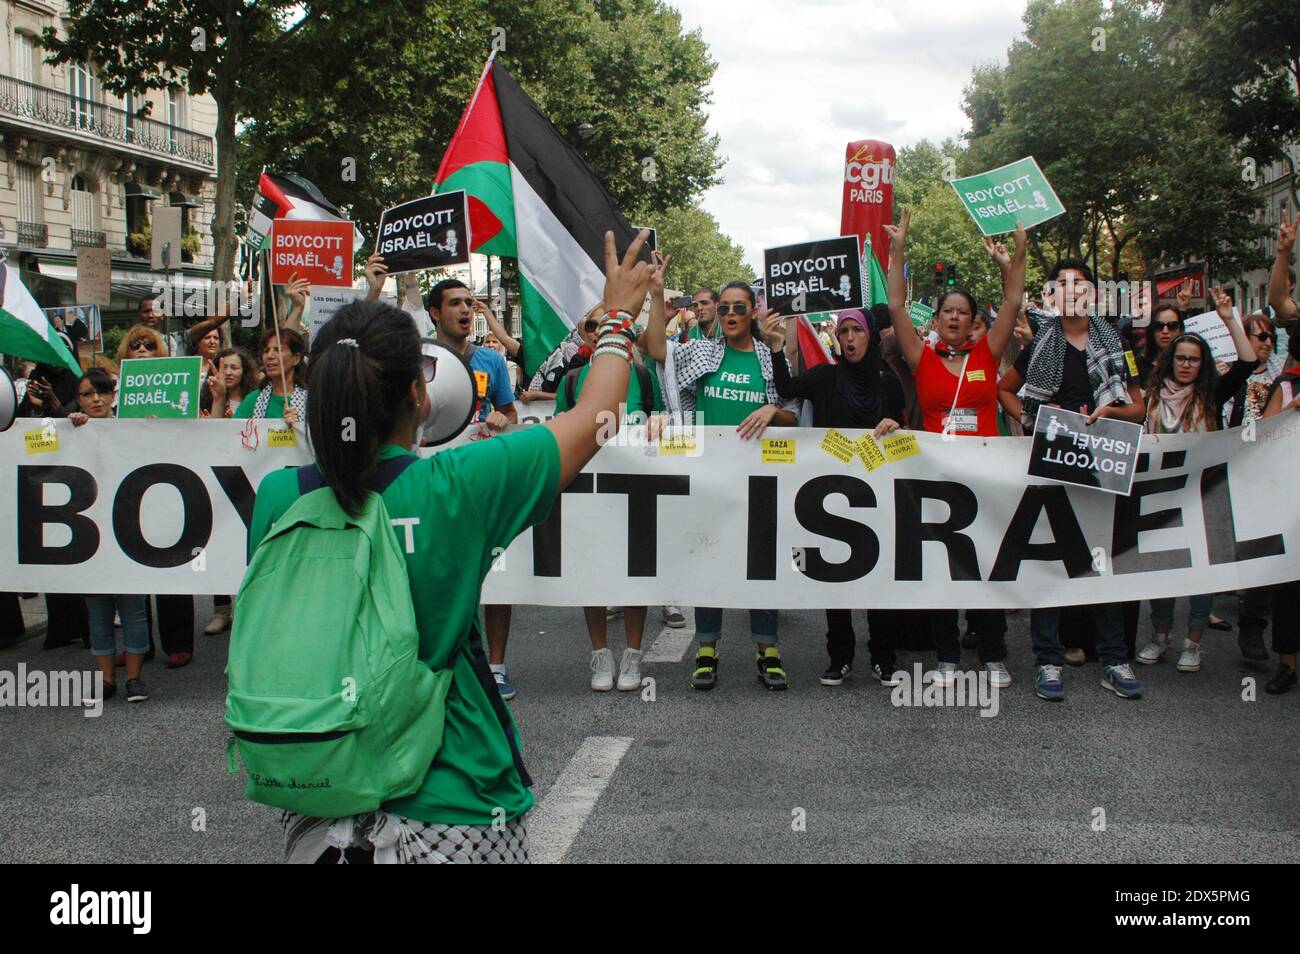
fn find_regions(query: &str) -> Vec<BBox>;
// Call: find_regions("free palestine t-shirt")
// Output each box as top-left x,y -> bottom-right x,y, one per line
248,428 -> 560,826
695,345 -> 766,425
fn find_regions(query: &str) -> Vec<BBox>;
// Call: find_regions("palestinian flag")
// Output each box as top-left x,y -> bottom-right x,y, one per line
255,171 -> 364,248
435,56 -> 640,376
0,261 -> 80,376
862,231 -> 888,308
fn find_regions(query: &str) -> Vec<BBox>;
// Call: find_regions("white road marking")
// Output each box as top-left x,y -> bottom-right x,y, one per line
643,624 -> 695,663
530,735 -> 633,864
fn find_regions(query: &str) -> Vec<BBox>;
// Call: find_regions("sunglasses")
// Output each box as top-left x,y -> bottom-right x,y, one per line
128,339 -> 158,351
421,354 -> 436,383
583,321 -> 600,333
1250,332 -> 1274,342
716,303 -> 749,316
1152,320 -> 1181,331
1173,354 -> 1203,365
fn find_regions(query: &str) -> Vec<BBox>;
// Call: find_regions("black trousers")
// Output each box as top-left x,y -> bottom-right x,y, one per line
43,594 -> 88,647
825,609 -> 921,670
934,609 -> 1007,664
1272,580 -> 1300,656
0,593 -> 25,644
150,595 -> 194,656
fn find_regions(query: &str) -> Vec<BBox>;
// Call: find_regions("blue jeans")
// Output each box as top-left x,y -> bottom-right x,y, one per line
695,607 -> 778,646
1031,604 -> 1127,667
85,594 -> 150,657
1149,594 -> 1213,635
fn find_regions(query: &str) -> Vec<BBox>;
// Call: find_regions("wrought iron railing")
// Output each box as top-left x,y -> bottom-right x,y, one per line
17,221 -> 47,246
0,74 -> 214,167
70,228 -> 105,247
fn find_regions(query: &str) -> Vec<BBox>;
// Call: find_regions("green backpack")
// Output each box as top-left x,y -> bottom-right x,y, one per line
225,457 -> 452,818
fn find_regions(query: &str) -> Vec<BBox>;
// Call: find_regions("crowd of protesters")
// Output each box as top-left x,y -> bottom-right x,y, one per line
3,211 -> 1299,711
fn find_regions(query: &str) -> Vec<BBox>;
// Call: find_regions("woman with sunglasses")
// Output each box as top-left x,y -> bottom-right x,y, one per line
1135,287 -> 1255,674
234,328 -> 308,424
68,369 -> 152,703
644,272 -> 799,691
1138,304 -> 1185,388
116,324 -> 168,363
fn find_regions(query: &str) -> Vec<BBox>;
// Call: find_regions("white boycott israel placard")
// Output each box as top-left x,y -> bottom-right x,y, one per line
375,192 -> 471,273
1183,309 -> 1240,365
763,236 -> 863,316
1027,406 -> 1142,496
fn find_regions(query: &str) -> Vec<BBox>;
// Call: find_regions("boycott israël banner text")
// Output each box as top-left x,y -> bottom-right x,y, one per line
3,417 -> 1297,607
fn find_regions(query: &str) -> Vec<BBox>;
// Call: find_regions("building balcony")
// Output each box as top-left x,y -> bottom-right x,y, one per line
17,221 -> 47,246
70,228 -> 105,247
0,74 -> 214,169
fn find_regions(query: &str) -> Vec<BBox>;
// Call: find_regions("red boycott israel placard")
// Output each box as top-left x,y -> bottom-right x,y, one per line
840,139 -> 895,271
269,219 -> 355,287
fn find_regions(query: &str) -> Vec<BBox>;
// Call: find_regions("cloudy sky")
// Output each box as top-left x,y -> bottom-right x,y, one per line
670,0 -> 1028,271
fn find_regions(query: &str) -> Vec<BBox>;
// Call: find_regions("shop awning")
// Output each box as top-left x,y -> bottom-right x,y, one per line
125,182 -> 163,200
168,191 -> 201,208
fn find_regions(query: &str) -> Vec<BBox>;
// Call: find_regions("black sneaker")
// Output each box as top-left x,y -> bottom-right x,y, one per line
756,649 -> 788,691
1265,664 -> 1297,695
819,661 -> 851,686
83,681 -> 116,705
872,663 -> 905,687
1238,629 -> 1269,662
125,678 -> 149,703
690,649 -> 718,691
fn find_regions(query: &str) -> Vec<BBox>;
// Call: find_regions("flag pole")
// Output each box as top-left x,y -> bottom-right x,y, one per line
434,50 -> 497,184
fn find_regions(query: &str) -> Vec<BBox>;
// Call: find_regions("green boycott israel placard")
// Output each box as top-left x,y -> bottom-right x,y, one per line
949,156 -> 1065,236
908,301 -> 933,328
118,356 -> 202,419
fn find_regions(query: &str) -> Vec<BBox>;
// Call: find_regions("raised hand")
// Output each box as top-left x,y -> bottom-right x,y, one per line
1278,208 -> 1297,258
363,253 -> 387,299
982,236 -> 1011,270
758,309 -> 785,349
603,229 -> 652,315
285,274 -> 310,308
883,211 -> 911,254
1210,285 -> 1235,322
1176,282 -> 1192,313
648,250 -> 672,294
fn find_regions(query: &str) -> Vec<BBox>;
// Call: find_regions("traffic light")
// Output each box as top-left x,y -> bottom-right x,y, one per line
933,263 -> 946,288
945,263 -> 957,287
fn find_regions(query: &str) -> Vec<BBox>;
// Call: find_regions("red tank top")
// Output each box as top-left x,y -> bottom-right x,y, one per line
914,336 -> 1000,437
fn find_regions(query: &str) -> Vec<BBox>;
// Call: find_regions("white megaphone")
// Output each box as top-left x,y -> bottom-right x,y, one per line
0,366 -> 16,432
419,337 -> 476,446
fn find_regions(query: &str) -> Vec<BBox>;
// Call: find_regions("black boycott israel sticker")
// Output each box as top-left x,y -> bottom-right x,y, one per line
375,191 -> 471,273
1027,405 -> 1142,496
763,236 -> 863,316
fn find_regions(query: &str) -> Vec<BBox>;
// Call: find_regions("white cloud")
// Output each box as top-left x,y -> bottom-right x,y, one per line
671,0 -> 1026,272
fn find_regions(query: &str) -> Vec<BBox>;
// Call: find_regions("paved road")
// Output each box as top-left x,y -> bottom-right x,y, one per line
1,597 -> 1295,863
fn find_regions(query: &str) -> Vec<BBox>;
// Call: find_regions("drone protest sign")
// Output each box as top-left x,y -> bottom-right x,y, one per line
763,236 -> 863,316
269,219 -> 355,287
375,192 -> 471,274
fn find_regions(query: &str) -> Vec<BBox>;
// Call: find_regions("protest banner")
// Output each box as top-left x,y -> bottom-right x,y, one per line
1027,405 -> 1142,496
151,206 -> 183,271
949,156 -> 1065,236
75,246 -> 111,307
116,356 -> 202,419
1183,309 -> 1240,364
840,139 -> 896,271
269,219 -> 354,286
764,236 -> 863,316
908,301 -> 933,328
307,285 -> 363,339
4,417 -> 1296,607
375,192 -> 471,273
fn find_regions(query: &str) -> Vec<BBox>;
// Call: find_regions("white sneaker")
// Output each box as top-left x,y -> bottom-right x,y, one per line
605,607 -> 624,621
984,661 -> 1012,688
662,605 -> 686,629
925,662 -> 958,688
590,648 -> 614,691
1137,634 -> 1170,665
1176,639 -> 1201,673
617,649 -> 643,691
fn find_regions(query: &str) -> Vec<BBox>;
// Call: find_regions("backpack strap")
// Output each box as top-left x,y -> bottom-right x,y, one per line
634,362 -> 654,415
296,454 -> 421,497
563,367 -> 579,409
466,621 -> 533,789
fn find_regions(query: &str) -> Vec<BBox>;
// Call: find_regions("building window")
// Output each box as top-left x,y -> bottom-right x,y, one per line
166,88 -> 180,152
17,162 -> 41,224
69,61 -> 96,130
14,32 -> 35,84
71,174 -> 97,232
123,91 -> 137,143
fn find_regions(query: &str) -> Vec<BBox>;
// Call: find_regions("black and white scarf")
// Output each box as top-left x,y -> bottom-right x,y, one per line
1020,309 -> 1130,426
251,384 -> 308,421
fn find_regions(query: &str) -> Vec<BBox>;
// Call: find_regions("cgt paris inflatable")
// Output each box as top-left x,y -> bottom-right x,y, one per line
0,366 -> 16,432
419,337 -> 476,446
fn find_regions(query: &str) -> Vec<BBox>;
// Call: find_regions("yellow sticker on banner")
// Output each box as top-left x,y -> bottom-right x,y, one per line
1124,350 -> 1139,378
855,434 -> 886,472
966,368 -> 987,382
659,431 -> 697,456
761,438 -> 796,464
820,430 -> 855,463
881,431 -> 920,462
474,370 -> 489,398
267,427 -> 297,447
24,429 -> 58,455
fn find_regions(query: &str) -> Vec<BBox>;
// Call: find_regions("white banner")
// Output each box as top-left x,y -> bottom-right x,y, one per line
3,416 -> 1298,608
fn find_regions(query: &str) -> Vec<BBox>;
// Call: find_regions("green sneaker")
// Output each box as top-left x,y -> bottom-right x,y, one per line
757,648 -> 788,691
691,647 -> 719,691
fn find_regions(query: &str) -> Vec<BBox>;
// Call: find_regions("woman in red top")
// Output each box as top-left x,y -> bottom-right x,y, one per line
884,211 -> 1029,688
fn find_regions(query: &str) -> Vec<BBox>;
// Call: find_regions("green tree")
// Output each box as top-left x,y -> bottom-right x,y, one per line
903,186 -> 1009,310
635,202 -> 754,294
237,0 -> 723,245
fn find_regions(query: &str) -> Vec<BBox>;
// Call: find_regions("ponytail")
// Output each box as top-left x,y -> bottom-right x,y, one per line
306,300 -> 421,516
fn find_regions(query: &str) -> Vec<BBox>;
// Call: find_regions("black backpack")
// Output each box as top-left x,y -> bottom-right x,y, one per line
564,362 -> 655,417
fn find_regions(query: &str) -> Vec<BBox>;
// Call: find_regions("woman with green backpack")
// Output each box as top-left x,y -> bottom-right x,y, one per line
235,230 -> 654,863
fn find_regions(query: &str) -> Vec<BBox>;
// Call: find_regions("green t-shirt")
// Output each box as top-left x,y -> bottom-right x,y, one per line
248,427 -> 561,826
695,344 -> 767,425
234,390 -> 283,419
687,320 -> 720,341
554,362 -> 664,417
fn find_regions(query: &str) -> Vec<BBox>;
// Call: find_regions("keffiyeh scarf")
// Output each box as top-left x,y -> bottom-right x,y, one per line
1020,309 -> 1130,426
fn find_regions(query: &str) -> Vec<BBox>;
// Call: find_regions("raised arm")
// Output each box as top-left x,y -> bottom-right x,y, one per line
761,310 -> 816,400
280,275 -> 309,331
474,298 -> 521,357
1267,210 -> 1297,322
643,250 -> 670,365
544,230 -> 650,488
1210,285 -> 1257,364
884,211 -> 923,370
984,222 -> 1028,362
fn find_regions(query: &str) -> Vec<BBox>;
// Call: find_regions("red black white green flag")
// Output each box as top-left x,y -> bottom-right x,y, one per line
435,56 -> 641,376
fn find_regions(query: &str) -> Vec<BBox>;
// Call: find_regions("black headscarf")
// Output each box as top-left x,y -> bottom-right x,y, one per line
832,307 -> 886,422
